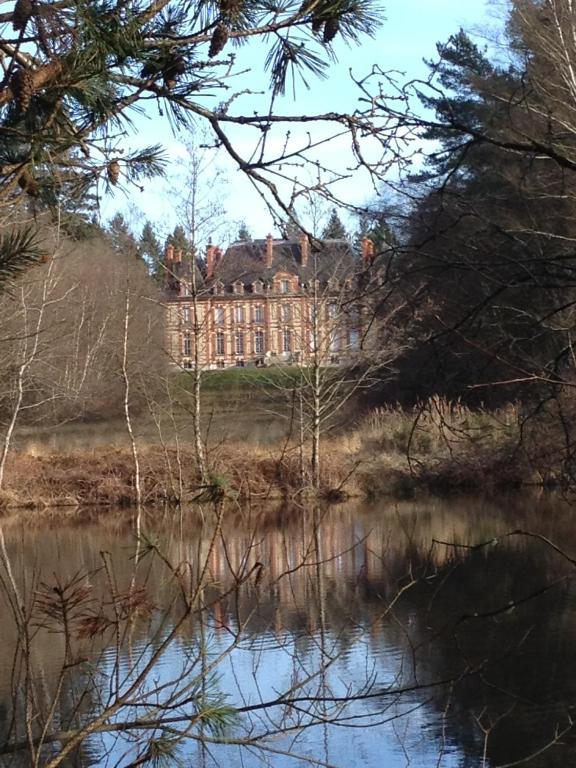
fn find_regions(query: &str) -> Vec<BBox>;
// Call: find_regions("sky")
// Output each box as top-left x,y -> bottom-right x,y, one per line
102,0 -> 498,245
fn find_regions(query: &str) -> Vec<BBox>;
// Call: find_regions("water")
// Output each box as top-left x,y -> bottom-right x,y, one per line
1,494 -> 575,767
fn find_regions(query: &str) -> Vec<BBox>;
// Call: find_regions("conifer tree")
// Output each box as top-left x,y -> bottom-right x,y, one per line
237,222 -> 252,241
321,208 -> 347,239
166,224 -> 192,255
108,213 -> 140,259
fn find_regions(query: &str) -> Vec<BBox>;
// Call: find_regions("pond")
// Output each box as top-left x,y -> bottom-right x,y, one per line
0,494 -> 575,767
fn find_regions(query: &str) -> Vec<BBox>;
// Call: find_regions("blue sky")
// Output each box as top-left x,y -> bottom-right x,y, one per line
103,0 -> 496,244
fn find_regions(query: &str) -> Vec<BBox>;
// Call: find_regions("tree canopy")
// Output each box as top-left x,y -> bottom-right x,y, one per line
362,0 -> 576,405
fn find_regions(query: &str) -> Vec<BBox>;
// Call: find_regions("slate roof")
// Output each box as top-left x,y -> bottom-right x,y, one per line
209,237 -> 356,291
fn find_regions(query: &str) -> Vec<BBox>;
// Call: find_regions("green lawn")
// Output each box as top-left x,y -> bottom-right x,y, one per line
176,366 -> 306,393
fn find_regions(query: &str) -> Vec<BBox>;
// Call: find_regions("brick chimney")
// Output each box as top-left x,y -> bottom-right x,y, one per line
206,243 -> 216,278
362,237 -> 375,266
300,233 -> 309,267
174,248 -> 182,263
165,244 -> 174,263
265,233 -> 274,268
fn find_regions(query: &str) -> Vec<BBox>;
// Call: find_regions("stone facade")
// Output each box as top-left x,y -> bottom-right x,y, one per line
165,234 -> 373,369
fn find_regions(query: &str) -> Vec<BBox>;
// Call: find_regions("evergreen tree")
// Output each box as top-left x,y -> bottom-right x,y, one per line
355,208 -> 394,254
166,225 -> 192,255
140,220 -> 162,277
321,208 -> 348,239
107,214 -> 140,259
140,221 -> 162,260
237,222 -> 252,241
397,19 -> 576,402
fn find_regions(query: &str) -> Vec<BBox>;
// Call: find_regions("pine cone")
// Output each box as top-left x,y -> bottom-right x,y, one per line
162,54 -> 186,89
18,170 -> 39,197
219,0 -> 243,21
11,68 -> 35,112
12,0 -> 32,32
323,16 -> 339,43
311,15 -> 323,33
209,24 -> 229,58
107,160 -> 120,186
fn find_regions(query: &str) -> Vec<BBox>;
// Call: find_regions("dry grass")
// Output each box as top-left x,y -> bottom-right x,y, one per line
0,397 -> 558,512
0,442 -> 360,512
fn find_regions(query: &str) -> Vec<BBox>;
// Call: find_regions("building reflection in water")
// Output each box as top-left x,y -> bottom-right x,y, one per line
0,494 -> 575,767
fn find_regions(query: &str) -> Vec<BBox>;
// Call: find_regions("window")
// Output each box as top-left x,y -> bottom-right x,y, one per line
182,282 -> 192,296
183,306 -> 191,323
349,328 -> 360,349
234,281 -> 244,295
234,305 -> 245,323
253,280 -> 263,293
330,331 -> 340,352
280,280 -> 290,294
254,330 -> 264,354
283,329 -> 291,353
328,303 -> 338,320
281,304 -> 292,322
216,331 -> 225,356
216,360 -> 225,369
235,331 -> 244,355
254,305 -> 264,324
183,333 -> 192,357
214,307 -> 225,325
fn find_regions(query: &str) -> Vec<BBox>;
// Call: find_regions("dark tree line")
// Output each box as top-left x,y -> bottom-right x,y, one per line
359,1 -> 576,422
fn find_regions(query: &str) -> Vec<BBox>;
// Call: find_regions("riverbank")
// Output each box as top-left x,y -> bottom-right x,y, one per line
0,398 -> 561,511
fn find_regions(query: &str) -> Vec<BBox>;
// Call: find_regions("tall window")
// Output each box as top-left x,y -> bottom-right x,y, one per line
183,333 -> 192,357
235,331 -> 244,355
234,305 -> 245,323
183,306 -> 191,323
214,307 -> 225,325
281,304 -> 292,322
349,328 -> 360,349
254,305 -> 264,323
216,331 -> 225,356
280,279 -> 290,294
254,330 -> 264,354
283,329 -> 291,353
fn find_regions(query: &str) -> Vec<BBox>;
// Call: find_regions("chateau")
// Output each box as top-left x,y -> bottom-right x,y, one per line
165,234 -> 375,369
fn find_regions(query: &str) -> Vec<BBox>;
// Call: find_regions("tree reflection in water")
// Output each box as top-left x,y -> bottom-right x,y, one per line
0,495 -> 575,767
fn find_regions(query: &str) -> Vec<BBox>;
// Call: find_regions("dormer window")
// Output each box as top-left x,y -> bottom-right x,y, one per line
233,281 -> 244,295
279,279 -> 290,294
212,281 -> 224,295
252,279 -> 263,294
